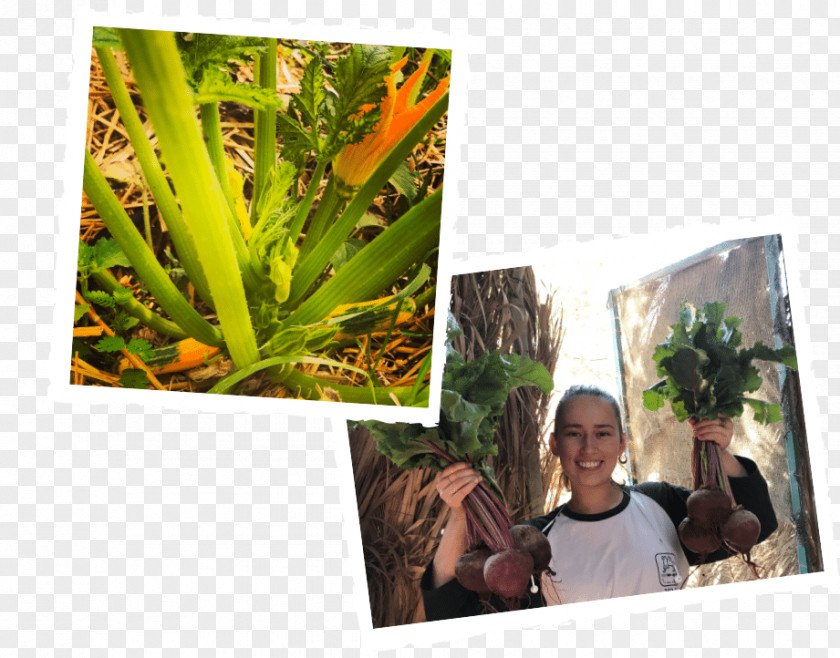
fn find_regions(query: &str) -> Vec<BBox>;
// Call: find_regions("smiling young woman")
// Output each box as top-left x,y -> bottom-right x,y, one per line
420,384 -> 778,618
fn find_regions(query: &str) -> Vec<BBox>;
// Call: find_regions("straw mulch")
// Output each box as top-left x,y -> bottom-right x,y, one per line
349,266 -> 563,628
75,42 -> 445,398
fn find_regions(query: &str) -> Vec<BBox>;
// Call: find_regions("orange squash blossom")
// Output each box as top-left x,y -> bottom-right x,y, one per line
333,57 -> 450,188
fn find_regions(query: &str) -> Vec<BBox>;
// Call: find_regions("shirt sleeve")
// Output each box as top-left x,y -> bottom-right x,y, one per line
418,513 -> 556,620
418,560 -> 484,621
633,456 -> 779,565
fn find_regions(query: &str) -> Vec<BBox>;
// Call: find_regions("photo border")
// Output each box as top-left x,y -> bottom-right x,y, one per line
339,215 -> 838,649
50,8 -> 464,425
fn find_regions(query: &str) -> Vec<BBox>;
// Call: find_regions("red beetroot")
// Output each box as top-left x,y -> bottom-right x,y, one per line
678,516 -> 722,556
686,487 -> 732,529
454,547 -> 493,595
482,548 -> 534,599
511,524 -> 552,573
720,508 -> 761,554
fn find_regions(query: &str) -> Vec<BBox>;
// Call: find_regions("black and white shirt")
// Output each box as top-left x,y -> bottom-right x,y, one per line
420,456 -> 778,620
541,489 -> 689,604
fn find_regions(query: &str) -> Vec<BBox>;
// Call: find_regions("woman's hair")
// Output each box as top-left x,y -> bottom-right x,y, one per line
553,384 -> 624,436
553,385 -> 626,492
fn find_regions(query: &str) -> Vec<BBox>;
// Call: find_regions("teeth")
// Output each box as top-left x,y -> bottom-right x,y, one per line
578,461 -> 601,469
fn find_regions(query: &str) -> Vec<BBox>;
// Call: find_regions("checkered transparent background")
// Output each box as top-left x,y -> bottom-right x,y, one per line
2,0 -> 839,655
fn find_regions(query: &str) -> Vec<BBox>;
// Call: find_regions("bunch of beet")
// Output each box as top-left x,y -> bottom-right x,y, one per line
454,524 -> 553,604
678,435 -> 762,578
425,441 -> 554,607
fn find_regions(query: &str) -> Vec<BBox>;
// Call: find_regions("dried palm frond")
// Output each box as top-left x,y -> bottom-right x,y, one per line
351,265 -> 563,627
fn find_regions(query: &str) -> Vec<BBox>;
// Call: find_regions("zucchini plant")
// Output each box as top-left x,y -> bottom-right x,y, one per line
75,28 -> 450,405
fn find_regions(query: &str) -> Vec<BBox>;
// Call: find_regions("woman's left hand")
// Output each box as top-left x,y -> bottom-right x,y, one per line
688,415 -> 734,449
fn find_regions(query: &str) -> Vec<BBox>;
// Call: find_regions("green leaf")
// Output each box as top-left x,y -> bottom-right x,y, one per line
702,301 -> 726,331
194,67 -> 278,109
112,310 -> 139,333
321,44 -> 392,159
95,335 -> 125,353
74,304 -> 90,322
175,32 -> 266,91
719,316 -> 742,345
669,347 -> 709,391
93,27 -> 122,50
119,368 -> 150,389
389,161 -> 418,202
355,316 -> 552,474
743,398 -> 783,425
111,286 -> 134,305
85,290 -> 116,308
293,57 -> 326,135
678,301 -> 693,330
93,237 -> 132,270
276,111 -> 317,164
642,384 -> 666,412
643,299 -> 797,426
126,337 -> 154,360
741,365 -> 762,394
741,341 -> 798,371
331,238 -> 365,272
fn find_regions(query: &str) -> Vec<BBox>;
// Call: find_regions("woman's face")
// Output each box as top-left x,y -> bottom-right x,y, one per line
549,395 -> 627,491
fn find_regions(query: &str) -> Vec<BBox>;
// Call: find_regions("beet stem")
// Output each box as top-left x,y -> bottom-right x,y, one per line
424,437 -> 515,551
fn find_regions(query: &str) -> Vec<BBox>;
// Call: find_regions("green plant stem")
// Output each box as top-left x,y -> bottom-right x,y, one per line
199,101 -> 238,219
94,45 -> 215,310
278,367 -> 429,406
288,159 -> 328,246
413,284 -> 436,311
286,90 -> 449,308
405,349 -> 433,406
285,187 -> 442,327
140,181 -> 153,249
296,174 -> 343,263
251,38 -> 277,226
207,354 -> 371,395
83,149 -> 223,347
118,28 -> 259,369
89,267 -> 188,340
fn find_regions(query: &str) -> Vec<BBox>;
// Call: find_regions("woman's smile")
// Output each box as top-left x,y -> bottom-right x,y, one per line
575,459 -> 604,471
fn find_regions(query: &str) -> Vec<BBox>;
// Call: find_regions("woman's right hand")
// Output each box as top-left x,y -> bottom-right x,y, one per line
435,462 -> 483,511
431,462 -> 483,588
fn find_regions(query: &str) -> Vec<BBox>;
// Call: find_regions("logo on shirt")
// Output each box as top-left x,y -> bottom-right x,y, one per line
655,553 -> 680,588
